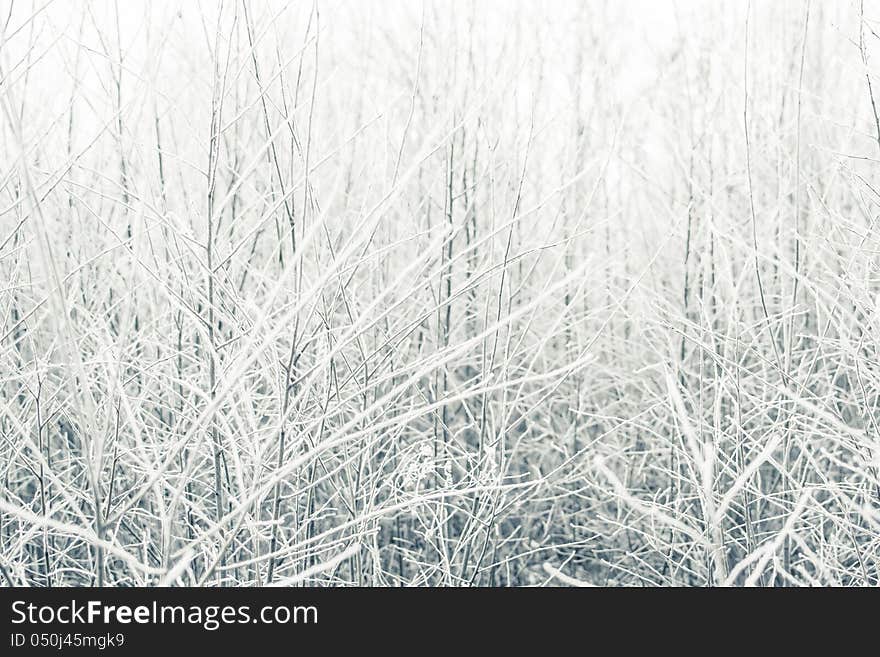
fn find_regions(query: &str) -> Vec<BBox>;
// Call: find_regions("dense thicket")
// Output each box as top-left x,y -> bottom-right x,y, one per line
2,1 -> 880,586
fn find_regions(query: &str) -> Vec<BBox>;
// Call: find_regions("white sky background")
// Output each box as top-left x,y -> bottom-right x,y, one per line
3,0 -> 880,266
4,1 -> 873,153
